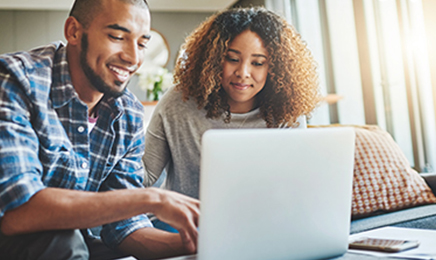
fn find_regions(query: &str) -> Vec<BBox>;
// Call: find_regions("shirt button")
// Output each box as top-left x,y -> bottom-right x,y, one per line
81,162 -> 88,169
78,126 -> 85,133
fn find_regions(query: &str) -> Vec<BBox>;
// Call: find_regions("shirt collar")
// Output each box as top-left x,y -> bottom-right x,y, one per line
50,44 -> 78,109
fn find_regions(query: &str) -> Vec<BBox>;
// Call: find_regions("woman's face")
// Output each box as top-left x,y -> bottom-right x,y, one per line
221,30 -> 269,113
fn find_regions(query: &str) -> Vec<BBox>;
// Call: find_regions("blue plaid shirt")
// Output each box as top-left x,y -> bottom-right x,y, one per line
0,42 -> 152,248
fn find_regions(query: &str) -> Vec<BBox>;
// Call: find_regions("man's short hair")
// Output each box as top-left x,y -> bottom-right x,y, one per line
69,0 -> 149,28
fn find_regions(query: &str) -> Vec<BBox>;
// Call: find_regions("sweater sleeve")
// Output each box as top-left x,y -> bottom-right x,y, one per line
142,99 -> 171,187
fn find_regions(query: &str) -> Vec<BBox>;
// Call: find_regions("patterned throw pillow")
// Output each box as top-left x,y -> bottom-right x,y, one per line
352,125 -> 436,218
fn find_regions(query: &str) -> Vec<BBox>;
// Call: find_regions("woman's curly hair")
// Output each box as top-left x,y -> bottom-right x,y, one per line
174,7 -> 320,128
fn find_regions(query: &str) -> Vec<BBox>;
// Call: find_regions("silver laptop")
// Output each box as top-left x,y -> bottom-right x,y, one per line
167,127 -> 355,260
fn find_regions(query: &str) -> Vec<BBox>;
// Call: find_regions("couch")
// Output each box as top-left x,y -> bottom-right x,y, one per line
314,125 -> 436,235
350,173 -> 436,234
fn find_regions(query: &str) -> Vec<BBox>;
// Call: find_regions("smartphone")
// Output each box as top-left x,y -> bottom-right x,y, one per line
349,237 -> 420,252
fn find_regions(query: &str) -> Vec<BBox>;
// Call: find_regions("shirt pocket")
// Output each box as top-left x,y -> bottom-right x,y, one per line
39,141 -> 88,190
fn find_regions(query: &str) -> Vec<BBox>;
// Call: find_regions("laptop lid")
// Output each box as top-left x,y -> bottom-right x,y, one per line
197,127 -> 355,260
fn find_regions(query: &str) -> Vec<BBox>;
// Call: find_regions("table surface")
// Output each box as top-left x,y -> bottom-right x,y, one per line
157,251 -> 393,260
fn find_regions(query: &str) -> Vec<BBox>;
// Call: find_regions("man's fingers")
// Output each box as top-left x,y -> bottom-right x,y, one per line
187,200 -> 200,227
193,208 -> 200,227
179,229 -> 196,253
179,229 -> 191,244
150,189 -> 200,253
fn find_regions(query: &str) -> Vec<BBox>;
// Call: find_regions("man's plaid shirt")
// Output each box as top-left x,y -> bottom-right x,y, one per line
0,42 -> 152,248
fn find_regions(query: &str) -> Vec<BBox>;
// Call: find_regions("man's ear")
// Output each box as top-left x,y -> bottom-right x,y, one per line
64,16 -> 83,45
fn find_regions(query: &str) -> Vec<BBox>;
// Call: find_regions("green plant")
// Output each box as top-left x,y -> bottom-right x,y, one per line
138,67 -> 173,101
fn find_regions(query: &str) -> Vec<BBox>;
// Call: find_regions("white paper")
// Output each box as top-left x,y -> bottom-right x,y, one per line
349,227 -> 436,259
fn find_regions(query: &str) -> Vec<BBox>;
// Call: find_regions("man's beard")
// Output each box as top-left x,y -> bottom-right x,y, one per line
80,33 -> 126,98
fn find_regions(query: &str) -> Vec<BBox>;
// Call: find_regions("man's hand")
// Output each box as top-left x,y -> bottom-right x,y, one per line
146,188 -> 200,252
119,188 -> 200,259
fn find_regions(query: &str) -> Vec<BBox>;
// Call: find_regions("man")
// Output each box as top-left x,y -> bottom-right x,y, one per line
0,0 -> 199,259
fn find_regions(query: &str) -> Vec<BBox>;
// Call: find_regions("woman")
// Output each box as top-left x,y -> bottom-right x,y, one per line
143,7 -> 320,220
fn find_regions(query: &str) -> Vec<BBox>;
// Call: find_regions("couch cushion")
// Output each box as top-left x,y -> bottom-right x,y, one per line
351,125 -> 436,218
